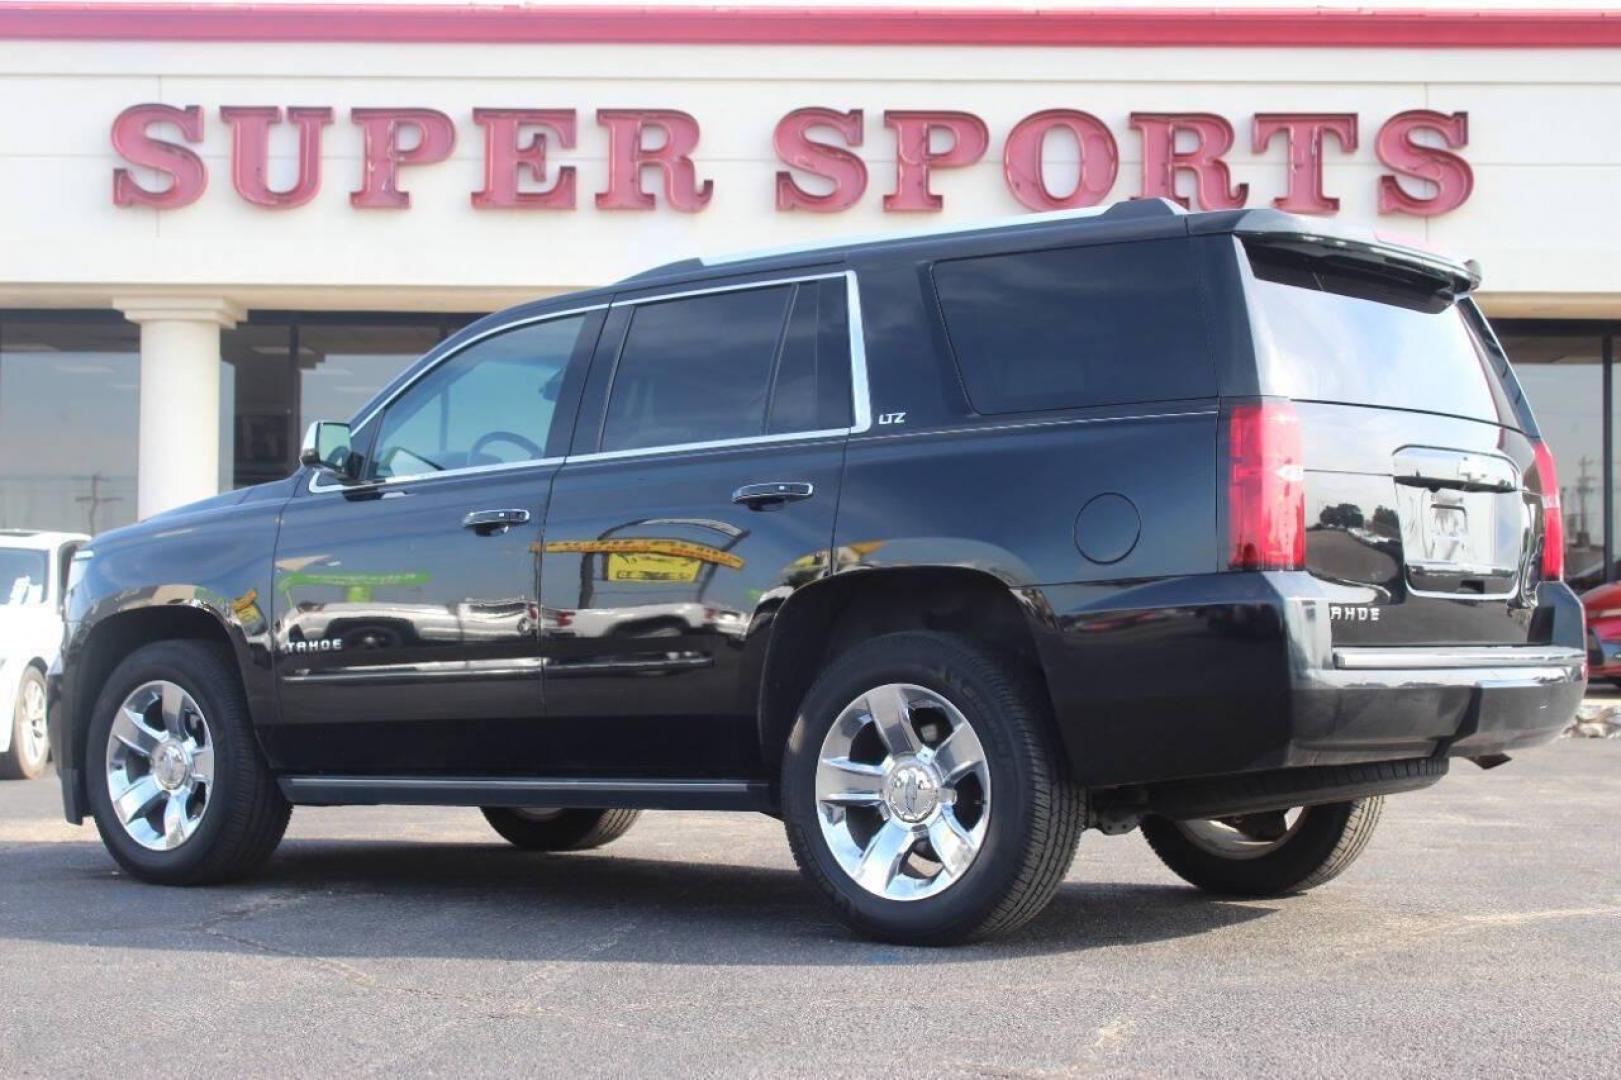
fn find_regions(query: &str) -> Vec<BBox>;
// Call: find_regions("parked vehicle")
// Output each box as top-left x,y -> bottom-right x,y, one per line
1582,581 -> 1621,686
2,530 -> 88,779
48,200 -> 1585,944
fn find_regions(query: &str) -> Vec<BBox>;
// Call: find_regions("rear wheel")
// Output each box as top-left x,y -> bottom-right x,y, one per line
1141,797 -> 1383,897
1,666 -> 50,780
481,807 -> 641,852
782,631 -> 1084,945
85,641 -> 291,885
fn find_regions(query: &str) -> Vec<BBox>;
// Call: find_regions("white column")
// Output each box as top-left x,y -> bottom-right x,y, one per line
114,297 -> 244,520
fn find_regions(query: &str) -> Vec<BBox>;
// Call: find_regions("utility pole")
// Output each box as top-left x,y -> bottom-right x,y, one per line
74,472 -> 122,535
1574,455 -> 1596,548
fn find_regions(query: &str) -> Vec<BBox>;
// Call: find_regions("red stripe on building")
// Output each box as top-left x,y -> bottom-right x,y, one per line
0,4 -> 1618,48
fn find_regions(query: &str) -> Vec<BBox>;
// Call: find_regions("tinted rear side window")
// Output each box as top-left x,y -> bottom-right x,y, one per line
601,285 -> 793,452
932,238 -> 1215,415
767,278 -> 852,434
1245,243 -> 1503,424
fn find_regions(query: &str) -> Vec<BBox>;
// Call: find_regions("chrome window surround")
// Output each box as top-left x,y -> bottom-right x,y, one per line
309,270 -> 870,493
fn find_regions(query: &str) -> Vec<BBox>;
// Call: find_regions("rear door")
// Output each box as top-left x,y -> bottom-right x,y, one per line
537,272 -> 855,777
1240,236 -> 1549,646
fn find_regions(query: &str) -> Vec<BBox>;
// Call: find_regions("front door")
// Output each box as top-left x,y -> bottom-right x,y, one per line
265,309 -> 601,774
538,273 -> 855,777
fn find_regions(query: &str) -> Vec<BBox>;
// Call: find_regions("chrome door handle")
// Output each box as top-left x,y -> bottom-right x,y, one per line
462,508 -> 531,534
732,482 -> 814,510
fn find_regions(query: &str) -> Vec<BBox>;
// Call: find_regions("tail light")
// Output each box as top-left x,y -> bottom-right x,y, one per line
1531,439 -> 1564,580
1227,400 -> 1306,571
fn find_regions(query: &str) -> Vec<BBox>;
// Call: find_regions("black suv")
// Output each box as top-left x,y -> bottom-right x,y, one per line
49,200 -> 1585,944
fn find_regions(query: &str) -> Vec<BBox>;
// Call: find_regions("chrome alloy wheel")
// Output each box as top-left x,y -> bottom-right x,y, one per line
1174,809 -> 1308,860
18,675 -> 49,770
104,681 -> 214,851
814,683 -> 991,902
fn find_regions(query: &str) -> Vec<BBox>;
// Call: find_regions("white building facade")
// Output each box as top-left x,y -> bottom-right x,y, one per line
1,3 -> 1620,585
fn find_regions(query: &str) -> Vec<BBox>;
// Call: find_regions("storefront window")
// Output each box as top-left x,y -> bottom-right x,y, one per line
0,317 -> 140,534
224,317 -> 469,488
298,323 -> 445,433
1497,328 -> 1609,591
224,324 -> 300,488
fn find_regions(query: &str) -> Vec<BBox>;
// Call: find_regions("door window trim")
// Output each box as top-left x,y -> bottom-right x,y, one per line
307,269 -> 870,493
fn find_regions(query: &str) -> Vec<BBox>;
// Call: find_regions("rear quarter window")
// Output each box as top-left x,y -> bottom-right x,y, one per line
1245,243 -> 1504,425
931,238 -> 1216,415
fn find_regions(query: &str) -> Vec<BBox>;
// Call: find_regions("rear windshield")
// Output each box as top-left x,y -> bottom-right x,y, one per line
1245,243 -> 1504,425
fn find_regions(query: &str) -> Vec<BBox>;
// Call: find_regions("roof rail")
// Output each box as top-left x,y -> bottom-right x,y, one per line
696,197 -> 1183,269
615,197 -> 1186,285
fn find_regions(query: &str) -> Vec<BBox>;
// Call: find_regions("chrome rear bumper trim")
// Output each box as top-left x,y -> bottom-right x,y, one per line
1333,646 -> 1586,671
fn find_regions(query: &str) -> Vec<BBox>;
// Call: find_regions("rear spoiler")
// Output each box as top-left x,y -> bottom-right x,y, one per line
1193,207 -> 1481,302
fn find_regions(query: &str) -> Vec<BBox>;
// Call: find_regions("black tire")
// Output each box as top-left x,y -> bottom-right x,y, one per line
781,631 -> 1084,945
481,807 -> 641,851
1141,797 -> 1384,898
0,666 -> 50,780
85,640 -> 291,885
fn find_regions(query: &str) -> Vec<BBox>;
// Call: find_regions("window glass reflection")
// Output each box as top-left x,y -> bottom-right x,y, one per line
0,319 -> 139,534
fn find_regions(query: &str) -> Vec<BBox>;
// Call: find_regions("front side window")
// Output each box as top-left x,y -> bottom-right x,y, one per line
0,549 -> 48,606
600,285 -> 795,453
368,316 -> 586,480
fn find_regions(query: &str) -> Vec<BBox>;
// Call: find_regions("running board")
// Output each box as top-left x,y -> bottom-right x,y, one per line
278,775 -> 774,812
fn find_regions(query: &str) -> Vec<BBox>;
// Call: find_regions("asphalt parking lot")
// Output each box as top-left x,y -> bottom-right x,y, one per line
2,737 -> 1617,1078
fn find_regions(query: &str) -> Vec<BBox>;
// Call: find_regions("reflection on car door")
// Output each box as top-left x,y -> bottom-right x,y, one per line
264,310 -> 601,775
538,274 -> 857,777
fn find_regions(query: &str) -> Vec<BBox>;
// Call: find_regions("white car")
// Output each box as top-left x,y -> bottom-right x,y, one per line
0,530 -> 88,779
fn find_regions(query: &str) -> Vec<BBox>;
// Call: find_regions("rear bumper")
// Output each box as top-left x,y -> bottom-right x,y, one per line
1299,644 -> 1584,760
1030,572 -> 1586,788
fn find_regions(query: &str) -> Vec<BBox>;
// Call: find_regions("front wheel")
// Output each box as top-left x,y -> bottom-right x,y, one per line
1141,797 -> 1384,897
782,631 -> 1084,945
1,666 -> 51,780
85,641 -> 291,885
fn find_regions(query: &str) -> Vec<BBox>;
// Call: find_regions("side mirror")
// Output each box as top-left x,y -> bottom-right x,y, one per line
300,420 -> 358,481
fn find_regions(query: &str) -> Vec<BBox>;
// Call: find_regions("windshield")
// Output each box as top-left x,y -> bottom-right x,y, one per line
0,549 -> 49,606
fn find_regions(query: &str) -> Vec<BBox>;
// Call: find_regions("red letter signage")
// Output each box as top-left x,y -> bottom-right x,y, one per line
221,106 -> 333,209
595,109 -> 713,212
883,110 -> 989,212
1003,109 -> 1118,211
106,102 -> 1475,221
1130,112 -> 1248,210
1253,113 -> 1357,214
349,108 -> 456,210
472,108 -> 577,210
774,107 -> 867,213
111,104 -> 207,209
1376,110 -> 1473,217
